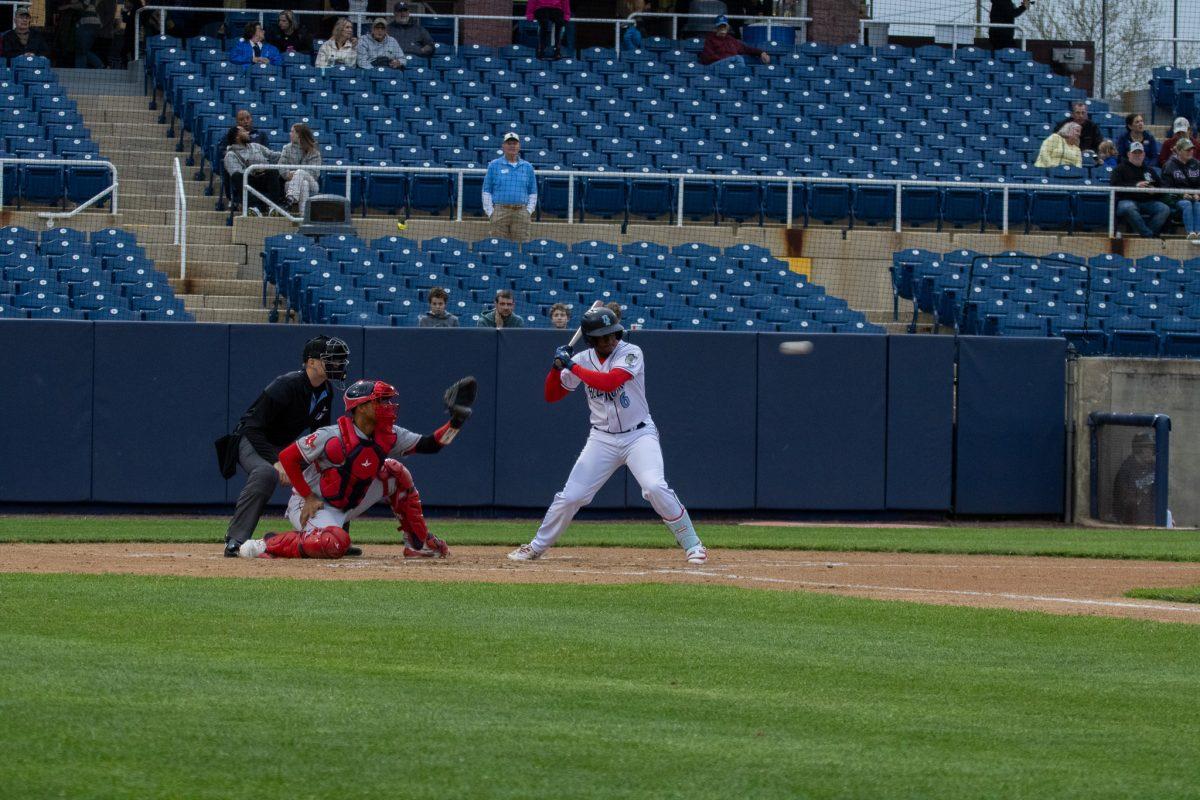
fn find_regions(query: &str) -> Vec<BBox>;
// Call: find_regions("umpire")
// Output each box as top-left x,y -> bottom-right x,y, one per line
218,335 -> 351,557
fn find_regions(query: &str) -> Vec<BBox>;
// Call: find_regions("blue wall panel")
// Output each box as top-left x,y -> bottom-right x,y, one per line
756,333 -> 888,509
360,327 -> 497,506
0,320 -> 93,501
624,331 -> 757,510
886,335 -> 955,510
494,330 -> 627,509
224,324 -> 365,504
955,336 -> 1066,514
92,322 -> 230,503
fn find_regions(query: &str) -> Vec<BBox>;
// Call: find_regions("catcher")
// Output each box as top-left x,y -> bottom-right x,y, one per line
237,376 -> 477,559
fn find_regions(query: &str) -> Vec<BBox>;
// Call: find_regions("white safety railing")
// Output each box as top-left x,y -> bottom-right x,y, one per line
173,157 -> 188,280
134,6 -> 813,61
859,19 -> 1027,54
0,158 -> 119,225
241,162 -> 1173,239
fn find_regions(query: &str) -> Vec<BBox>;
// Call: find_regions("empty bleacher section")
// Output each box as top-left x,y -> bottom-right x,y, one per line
892,247 -> 1200,355
1149,67 -> 1199,125
263,232 -> 883,331
0,226 -> 190,320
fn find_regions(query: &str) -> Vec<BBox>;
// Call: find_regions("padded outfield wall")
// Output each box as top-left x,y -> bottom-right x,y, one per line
0,320 -> 1065,515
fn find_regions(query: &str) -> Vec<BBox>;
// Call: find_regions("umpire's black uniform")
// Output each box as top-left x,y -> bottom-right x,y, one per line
221,336 -> 348,555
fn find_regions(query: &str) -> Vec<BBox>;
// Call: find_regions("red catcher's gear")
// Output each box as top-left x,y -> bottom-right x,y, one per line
318,416 -> 397,510
263,526 -> 351,558
279,441 -> 313,497
379,459 -> 448,557
344,379 -> 398,430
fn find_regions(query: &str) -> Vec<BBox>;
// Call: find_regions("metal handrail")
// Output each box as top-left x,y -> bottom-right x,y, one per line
627,12 -> 813,45
859,19 -> 1027,54
0,158 -> 119,223
173,157 -> 187,280
134,6 -> 731,61
241,161 -> 1172,237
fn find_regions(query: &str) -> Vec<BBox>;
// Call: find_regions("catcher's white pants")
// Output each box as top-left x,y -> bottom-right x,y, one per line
286,481 -> 384,533
531,421 -> 687,552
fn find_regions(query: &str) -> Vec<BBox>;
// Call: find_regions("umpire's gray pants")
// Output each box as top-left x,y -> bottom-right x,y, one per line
225,436 -> 280,544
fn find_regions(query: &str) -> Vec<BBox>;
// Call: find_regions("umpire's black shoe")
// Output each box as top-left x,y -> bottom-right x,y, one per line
345,545 -> 363,557
223,540 -> 240,558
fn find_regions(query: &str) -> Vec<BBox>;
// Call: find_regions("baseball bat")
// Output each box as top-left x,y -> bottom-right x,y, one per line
567,300 -> 605,349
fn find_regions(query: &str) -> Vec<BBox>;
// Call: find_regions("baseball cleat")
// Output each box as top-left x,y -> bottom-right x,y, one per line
685,544 -> 708,565
403,546 -> 436,558
238,539 -> 267,559
344,545 -> 363,557
507,544 -> 542,561
223,540 -> 240,558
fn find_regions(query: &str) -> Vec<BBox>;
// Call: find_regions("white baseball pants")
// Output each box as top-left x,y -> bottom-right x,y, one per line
286,480 -> 385,533
531,422 -> 689,552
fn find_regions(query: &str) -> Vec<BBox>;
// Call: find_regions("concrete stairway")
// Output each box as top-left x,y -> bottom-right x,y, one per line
61,66 -> 269,323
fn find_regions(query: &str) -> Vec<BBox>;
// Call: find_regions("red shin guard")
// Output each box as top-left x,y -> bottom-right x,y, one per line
263,527 -> 350,559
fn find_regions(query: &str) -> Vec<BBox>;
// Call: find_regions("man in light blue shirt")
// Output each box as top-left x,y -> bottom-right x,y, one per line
482,132 -> 537,243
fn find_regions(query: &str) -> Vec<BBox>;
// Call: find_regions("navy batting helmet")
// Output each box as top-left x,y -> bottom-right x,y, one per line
581,307 -> 624,340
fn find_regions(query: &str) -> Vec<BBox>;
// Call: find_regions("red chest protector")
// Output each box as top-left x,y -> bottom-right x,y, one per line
318,416 -> 397,510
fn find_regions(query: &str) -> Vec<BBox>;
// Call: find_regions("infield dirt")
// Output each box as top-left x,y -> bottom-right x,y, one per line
4,544 -> 1200,624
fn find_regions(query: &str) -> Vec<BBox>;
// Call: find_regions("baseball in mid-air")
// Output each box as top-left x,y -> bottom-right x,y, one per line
779,340 -> 814,355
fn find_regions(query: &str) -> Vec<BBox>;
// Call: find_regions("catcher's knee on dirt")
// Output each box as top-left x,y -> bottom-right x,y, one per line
263,526 -> 350,559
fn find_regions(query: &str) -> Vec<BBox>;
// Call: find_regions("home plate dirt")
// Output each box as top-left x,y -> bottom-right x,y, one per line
4,543 -> 1200,624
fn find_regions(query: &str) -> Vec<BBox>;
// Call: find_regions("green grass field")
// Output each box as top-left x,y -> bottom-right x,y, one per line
1127,585 -> 1200,603
3,515 -> 1200,561
2,573 -> 1199,800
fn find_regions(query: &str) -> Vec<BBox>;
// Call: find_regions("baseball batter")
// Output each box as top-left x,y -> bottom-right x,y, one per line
238,377 -> 474,559
508,307 -> 707,564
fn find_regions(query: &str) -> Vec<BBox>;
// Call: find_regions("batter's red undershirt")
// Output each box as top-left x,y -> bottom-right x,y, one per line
544,363 -> 633,402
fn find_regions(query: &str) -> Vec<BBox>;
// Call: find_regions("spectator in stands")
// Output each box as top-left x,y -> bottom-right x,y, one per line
477,288 -> 524,328
64,0 -> 107,68
526,0 -> 570,60
1053,102 -> 1102,154
699,15 -> 768,66
266,10 -> 311,54
1111,142 -> 1169,239
279,122 -> 321,214
315,17 -> 358,67
549,302 -> 570,329
621,0 -> 647,52
1,7 -> 50,59
1034,121 -> 1082,168
223,126 -> 283,215
988,0 -> 1028,52
357,18 -> 406,69
482,132 -> 537,243
1161,137 -> 1200,245
1160,117 -> 1200,167
1116,113 -> 1159,163
387,2 -> 434,58
231,22 -> 282,66
230,108 -> 269,148
419,286 -> 459,327
1097,139 -> 1118,168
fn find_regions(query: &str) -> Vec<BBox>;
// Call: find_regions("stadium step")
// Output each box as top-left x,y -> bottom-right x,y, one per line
189,307 -> 272,323
177,293 -> 267,310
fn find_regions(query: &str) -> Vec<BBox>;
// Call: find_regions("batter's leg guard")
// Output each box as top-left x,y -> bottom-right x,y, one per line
663,509 -> 702,553
262,526 -> 351,559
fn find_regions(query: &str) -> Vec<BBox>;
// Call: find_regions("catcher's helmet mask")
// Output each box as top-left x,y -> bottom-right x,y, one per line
344,379 -> 398,411
581,308 -> 624,341
303,335 -> 351,382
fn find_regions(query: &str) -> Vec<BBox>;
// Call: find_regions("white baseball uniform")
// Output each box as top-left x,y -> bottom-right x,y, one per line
529,339 -> 702,555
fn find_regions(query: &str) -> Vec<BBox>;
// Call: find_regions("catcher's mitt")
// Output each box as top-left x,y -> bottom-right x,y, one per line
443,376 -> 477,429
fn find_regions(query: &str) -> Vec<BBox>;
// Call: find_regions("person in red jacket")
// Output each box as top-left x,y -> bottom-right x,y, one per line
699,15 -> 769,66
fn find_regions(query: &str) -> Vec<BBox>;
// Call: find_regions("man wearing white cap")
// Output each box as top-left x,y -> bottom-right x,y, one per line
1159,117 -> 1200,167
482,131 -> 537,243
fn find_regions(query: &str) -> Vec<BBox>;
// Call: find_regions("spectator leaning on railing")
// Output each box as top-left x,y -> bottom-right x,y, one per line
1160,117 -> 1200,168
1161,138 -> 1200,245
1110,142 -> 1169,239
1034,121 -> 1082,168
699,15 -> 768,66
230,22 -> 282,66
387,2 -> 434,58
357,18 -> 406,69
